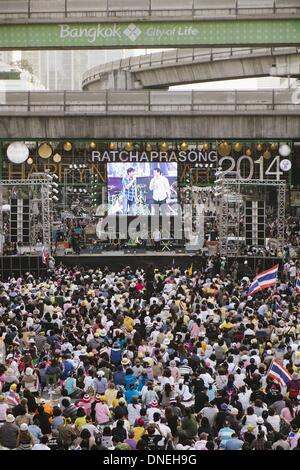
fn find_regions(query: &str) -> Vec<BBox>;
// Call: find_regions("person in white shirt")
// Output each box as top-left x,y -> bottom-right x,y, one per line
149,168 -> 171,215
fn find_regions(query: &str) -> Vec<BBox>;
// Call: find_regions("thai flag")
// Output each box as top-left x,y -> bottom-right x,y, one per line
6,390 -> 19,406
267,359 -> 292,387
296,272 -> 300,293
247,264 -> 279,296
247,278 -> 261,296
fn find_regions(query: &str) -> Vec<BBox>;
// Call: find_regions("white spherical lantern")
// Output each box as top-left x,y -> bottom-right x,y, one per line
2,204 -> 10,212
279,144 -> 291,157
280,159 -> 292,172
7,142 -> 29,164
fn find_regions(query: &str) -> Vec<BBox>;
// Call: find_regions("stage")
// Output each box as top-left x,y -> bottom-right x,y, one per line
0,253 -> 282,277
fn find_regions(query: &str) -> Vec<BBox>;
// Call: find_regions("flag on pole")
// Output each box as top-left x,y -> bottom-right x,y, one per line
267,359 -> 292,387
247,264 -> 279,296
188,264 -> 193,276
296,271 -> 300,293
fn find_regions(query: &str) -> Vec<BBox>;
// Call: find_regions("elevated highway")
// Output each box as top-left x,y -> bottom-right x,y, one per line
0,0 -> 299,22
82,46 -> 300,90
0,89 -> 300,140
0,1 -> 300,49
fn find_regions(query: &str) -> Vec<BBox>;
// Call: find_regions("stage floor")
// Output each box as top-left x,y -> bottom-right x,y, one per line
61,250 -> 188,257
55,251 -> 194,271
0,253 -> 281,277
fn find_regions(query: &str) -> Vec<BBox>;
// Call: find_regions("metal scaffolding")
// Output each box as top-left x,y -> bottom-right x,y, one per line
216,175 -> 286,257
0,174 -> 53,255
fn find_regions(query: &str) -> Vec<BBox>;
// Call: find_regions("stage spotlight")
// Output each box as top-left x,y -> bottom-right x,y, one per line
53,153 -> 61,163
160,142 -> 169,152
52,173 -> 59,179
234,142 -> 242,152
38,142 -> 53,159
218,141 -> 231,156
52,188 -> 59,194
180,142 -> 189,152
125,142 -> 134,151
51,182 -> 59,188
52,195 -> 59,202
270,143 -> 278,151
63,142 -> 72,152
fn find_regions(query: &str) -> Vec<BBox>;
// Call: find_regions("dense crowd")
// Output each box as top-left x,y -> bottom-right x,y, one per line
0,260 -> 300,451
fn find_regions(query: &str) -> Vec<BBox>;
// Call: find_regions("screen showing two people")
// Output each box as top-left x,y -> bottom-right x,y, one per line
107,163 -> 178,216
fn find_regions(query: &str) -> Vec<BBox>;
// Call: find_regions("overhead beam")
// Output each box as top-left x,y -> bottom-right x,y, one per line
1,19 -> 300,49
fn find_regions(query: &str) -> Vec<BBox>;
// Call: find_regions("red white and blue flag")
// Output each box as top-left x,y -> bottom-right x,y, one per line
296,272 -> 300,293
267,359 -> 292,387
247,264 -> 279,296
6,390 -> 20,406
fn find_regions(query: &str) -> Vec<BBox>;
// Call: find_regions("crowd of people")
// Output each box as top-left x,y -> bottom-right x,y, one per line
0,259 -> 300,451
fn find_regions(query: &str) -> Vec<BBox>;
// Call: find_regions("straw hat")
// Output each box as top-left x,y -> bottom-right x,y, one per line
6,415 -> 15,423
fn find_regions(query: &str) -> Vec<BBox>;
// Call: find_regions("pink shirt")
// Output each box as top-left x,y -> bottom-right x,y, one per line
280,407 -> 295,423
76,401 -> 91,416
95,403 -> 110,424
191,323 -> 201,339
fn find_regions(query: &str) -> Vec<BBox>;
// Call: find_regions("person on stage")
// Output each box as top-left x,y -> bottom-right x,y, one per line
122,167 -> 137,215
149,168 -> 171,215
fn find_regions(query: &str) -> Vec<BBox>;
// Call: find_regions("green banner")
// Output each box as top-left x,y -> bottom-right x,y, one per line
0,19 -> 300,48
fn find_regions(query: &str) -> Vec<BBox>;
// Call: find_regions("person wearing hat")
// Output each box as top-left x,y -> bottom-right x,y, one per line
104,383 -> 118,408
0,414 -> 19,449
21,367 -> 39,394
76,394 -> 92,416
2,367 -> 19,391
111,342 -> 122,366
93,371 -> 108,395
95,396 -> 111,425
146,399 -> 162,422
16,422 -> 35,450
